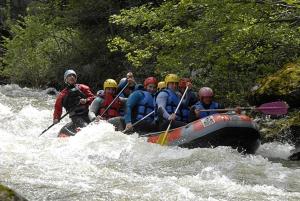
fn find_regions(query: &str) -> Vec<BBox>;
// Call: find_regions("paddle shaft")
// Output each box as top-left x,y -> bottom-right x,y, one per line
39,101 -> 84,136
159,86 -> 189,145
39,111 -> 70,136
196,106 -> 286,113
100,82 -> 129,118
123,111 -> 155,133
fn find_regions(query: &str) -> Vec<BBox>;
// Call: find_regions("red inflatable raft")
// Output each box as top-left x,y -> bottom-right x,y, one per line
145,113 -> 261,154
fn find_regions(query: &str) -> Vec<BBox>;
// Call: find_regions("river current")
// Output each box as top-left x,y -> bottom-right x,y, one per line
0,84 -> 299,201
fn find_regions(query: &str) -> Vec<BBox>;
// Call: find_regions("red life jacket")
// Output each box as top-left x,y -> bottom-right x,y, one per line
99,93 -> 122,119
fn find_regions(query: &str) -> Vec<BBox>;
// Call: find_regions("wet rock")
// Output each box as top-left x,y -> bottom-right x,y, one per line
258,111 -> 299,141
289,146 -> 300,161
43,87 -> 58,95
258,110 -> 300,160
249,63 -> 300,108
0,184 -> 28,201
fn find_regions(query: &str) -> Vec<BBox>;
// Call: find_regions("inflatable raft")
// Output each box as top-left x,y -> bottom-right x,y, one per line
145,113 -> 261,154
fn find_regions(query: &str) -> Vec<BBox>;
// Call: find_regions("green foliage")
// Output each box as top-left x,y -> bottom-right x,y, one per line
109,0 -> 300,104
1,0 -> 159,88
2,13 -> 79,86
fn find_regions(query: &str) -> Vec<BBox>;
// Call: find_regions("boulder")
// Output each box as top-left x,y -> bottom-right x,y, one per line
249,63 -> 300,108
0,184 -> 28,201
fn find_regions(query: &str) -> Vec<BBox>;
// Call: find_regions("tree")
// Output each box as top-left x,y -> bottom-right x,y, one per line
109,0 -> 300,104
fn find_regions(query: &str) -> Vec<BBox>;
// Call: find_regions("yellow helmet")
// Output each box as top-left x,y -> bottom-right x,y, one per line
103,79 -> 117,90
157,81 -> 166,91
165,74 -> 179,85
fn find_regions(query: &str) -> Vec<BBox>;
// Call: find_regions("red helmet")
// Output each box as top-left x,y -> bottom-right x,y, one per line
199,87 -> 214,98
178,78 -> 191,89
144,77 -> 157,87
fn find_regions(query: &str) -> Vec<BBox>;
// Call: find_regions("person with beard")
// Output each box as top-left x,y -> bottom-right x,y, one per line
117,72 -> 136,98
53,69 -> 95,137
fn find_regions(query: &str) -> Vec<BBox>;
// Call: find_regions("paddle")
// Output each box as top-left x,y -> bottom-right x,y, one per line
99,82 -> 129,118
39,111 -> 70,137
157,86 -> 189,145
195,101 -> 289,115
122,111 -> 155,133
39,100 -> 83,137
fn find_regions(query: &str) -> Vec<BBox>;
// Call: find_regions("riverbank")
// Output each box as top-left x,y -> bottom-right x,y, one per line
0,184 -> 27,201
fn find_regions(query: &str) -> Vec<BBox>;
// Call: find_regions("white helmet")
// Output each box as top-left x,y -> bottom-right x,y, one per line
199,87 -> 214,99
64,69 -> 77,83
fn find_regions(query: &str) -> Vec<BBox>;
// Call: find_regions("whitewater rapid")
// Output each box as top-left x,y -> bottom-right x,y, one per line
0,84 -> 299,201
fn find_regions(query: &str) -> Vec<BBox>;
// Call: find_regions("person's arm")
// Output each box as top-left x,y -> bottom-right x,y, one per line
119,96 -> 127,103
88,97 -> 103,121
79,84 -> 95,105
124,91 -> 143,124
192,101 -> 201,119
117,80 -> 128,92
156,91 -> 171,120
53,91 -> 65,122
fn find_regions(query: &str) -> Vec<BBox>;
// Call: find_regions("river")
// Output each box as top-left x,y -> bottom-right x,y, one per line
0,84 -> 299,201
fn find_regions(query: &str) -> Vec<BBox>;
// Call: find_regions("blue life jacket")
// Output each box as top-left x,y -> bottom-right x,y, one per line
163,89 -> 189,122
134,90 -> 155,122
194,101 -> 219,118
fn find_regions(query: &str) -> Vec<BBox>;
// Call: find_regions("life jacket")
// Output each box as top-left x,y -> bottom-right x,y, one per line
62,85 -> 87,115
161,89 -> 189,122
99,93 -> 122,119
194,101 -> 220,118
133,90 -> 155,122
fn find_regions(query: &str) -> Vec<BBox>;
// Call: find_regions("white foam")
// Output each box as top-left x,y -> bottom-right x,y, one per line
257,142 -> 295,159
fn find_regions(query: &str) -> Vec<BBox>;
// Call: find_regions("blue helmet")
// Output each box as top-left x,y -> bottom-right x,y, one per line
119,77 -> 127,85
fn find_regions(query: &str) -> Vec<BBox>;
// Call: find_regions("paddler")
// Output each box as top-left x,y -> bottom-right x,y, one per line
53,69 -> 95,137
88,79 -> 124,121
108,77 -> 158,133
155,74 -> 188,130
191,87 -> 224,119
117,72 -> 136,98
123,76 -> 158,133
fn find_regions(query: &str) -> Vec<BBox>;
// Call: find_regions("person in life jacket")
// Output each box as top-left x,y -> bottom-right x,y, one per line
155,74 -> 189,131
191,87 -> 224,119
88,79 -> 124,121
122,76 -> 158,133
53,69 -> 95,137
157,81 -> 166,91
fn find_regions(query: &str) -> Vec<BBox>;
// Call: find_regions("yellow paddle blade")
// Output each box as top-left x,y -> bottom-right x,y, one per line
157,123 -> 172,145
157,131 -> 168,145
